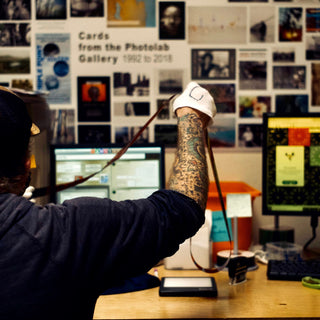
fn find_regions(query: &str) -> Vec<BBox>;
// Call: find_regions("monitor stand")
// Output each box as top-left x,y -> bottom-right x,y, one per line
259,215 -> 295,247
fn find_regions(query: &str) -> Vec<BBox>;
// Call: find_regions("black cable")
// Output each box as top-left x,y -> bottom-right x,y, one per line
303,216 -> 319,250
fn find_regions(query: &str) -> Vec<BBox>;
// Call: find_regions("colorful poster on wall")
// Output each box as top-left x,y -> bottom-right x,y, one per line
36,33 -> 71,104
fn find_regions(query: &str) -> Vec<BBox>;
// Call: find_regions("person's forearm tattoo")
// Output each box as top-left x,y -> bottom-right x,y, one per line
168,113 -> 208,211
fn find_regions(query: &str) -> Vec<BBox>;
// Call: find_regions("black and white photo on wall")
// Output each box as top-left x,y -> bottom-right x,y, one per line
113,102 -> 150,117
192,49 -> 236,80
0,23 -> 31,46
115,126 -> 149,145
113,72 -> 150,97
159,1 -> 185,40
239,61 -> 267,90
77,76 -> 111,122
273,66 -> 306,89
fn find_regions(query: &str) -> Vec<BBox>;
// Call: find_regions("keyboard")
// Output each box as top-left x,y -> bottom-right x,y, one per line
267,259 -> 320,281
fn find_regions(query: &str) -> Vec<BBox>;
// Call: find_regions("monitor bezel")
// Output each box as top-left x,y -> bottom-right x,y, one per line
50,143 -> 166,203
262,112 -> 320,217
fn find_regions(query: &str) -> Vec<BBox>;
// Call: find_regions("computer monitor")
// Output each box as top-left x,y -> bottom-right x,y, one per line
50,143 -> 165,203
263,113 -> 320,217
262,113 -> 320,247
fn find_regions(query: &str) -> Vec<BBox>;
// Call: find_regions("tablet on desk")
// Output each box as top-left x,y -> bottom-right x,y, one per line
159,277 -> 217,297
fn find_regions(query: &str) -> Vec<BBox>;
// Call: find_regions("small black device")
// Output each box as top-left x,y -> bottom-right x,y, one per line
159,277 -> 217,297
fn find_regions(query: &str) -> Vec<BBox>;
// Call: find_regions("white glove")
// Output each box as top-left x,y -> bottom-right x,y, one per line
22,186 -> 36,203
173,82 -> 217,120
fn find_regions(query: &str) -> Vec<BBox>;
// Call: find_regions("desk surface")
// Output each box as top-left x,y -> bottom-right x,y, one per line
93,263 -> 319,319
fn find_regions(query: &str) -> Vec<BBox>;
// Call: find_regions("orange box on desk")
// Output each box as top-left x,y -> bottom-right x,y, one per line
207,181 -> 261,262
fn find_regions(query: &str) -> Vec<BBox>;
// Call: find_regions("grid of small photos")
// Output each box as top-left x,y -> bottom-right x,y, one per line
0,0 -> 320,149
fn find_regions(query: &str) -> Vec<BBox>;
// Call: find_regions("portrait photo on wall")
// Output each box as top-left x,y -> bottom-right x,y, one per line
239,61 -> 267,90
78,125 -> 111,144
249,6 -> 275,43
113,72 -> 150,97
0,23 -> 31,46
0,0 -> 31,20
239,95 -> 271,118
202,84 -> 236,114
107,0 -> 155,27
113,102 -> 150,117
273,66 -> 306,89
156,99 -> 176,120
312,63 -> 320,106
159,1 -> 185,40
188,6 -> 247,45
154,124 -> 177,147
275,94 -> 308,113
192,49 -> 236,80
272,47 -> 295,63
207,118 -> 235,148
36,0 -> 66,19
71,0 -> 104,17
239,124 -> 263,148
77,76 -> 111,122
158,69 -> 183,94
278,7 -> 303,42
115,126 -> 149,145
306,35 -> 320,60
306,8 -> 320,33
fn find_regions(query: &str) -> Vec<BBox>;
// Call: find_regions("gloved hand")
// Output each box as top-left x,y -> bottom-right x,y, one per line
173,82 -> 217,122
22,186 -> 36,203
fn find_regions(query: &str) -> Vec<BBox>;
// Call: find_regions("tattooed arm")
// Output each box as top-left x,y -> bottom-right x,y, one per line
168,107 -> 209,211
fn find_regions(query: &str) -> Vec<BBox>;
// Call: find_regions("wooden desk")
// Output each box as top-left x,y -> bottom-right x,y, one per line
93,264 -> 319,319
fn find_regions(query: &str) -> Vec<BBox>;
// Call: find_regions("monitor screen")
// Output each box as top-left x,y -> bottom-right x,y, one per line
50,144 -> 165,203
263,113 -> 320,217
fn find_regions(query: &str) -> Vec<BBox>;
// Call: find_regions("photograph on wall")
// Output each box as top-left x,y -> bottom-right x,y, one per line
188,6 -> 247,44
50,109 -> 75,144
273,66 -> 306,89
278,7 -> 302,42
11,78 -> 33,91
157,99 -> 170,120
191,49 -> 236,80
275,94 -> 308,113
36,0 -> 66,19
239,124 -> 263,148
158,69 -> 183,94
115,126 -> 149,144
239,61 -> 267,90
306,8 -> 320,33
272,47 -> 295,63
36,33 -> 70,104
0,49 -> 30,74
113,72 -> 150,96
239,95 -> 271,118
0,0 -> 31,20
159,1 -> 185,40
107,0 -> 155,27
77,76 -> 110,122
154,124 -> 177,147
207,118 -> 236,148
78,125 -> 111,144
0,23 -> 31,46
306,35 -> 320,60
311,63 -> 320,106
249,6 -> 275,43
202,84 -> 236,114
113,102 -> 150,117
71,0 -> 103,17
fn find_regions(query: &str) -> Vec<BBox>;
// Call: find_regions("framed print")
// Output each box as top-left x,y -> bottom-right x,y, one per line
192,49 -> 236,80
78,125 -> 111,144
77,76 -> 111,122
